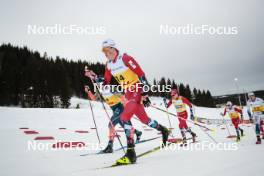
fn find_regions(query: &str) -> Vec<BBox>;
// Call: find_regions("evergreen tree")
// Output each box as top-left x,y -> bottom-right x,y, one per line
0,44 -> 216,108
185,84 -> 192,101
158,77 -> 166,97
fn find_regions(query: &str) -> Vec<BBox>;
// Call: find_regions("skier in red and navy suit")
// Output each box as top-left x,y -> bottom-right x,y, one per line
85,39 -> 169,165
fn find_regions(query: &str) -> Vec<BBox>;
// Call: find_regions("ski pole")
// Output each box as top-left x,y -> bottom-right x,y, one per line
162,98 -> 174,137
163,98 -> 173,128
220,115 -> 231,136
87,94 -> 101,145
84,67 -> 126,154
198,125 -> 218,144
150,104 -> 218,143
150,104 -> 214,132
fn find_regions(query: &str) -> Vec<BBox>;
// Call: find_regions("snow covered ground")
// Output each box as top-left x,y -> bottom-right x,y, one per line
0,97 -> 263,176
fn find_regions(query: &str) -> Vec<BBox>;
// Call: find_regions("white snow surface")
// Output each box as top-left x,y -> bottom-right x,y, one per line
0,97 -> 263,176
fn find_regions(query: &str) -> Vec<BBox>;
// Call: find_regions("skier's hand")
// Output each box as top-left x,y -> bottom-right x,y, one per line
142,95 -> 151,107
84,85 -> 90,93
84,67 -> 97,80
240,114 -> 244,123
163,98 -> 168,108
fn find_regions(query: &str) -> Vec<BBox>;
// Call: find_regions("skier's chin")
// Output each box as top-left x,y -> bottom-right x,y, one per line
107,57 -> 115,61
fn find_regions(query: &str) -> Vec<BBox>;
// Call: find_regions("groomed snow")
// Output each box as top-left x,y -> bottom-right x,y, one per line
0,97 -> 263,176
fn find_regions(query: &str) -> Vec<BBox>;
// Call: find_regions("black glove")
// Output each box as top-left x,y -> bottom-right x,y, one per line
240,114 -> 244,121
190,113 -> 195,121
190,108 -> 195,121
142,96 -> 151,107
163,98 -> 168,108
139,76 -> 150,96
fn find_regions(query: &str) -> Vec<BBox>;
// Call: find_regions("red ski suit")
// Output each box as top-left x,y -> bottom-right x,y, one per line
167,96 -> 192,129
104,53 -> 150,124
223,106 -> 242,129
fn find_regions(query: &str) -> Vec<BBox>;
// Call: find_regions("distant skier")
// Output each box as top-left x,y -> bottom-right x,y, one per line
164,89 -> 196,145
85,39 -> 169,165
247,92 -> 264,144
220,101 -> 244,142
84,85 -> 142,153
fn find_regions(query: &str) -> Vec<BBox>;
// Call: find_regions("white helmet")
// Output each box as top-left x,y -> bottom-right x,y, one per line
102,39 -> 116,49
248,92 -> 255,97
226,101 -> 232,106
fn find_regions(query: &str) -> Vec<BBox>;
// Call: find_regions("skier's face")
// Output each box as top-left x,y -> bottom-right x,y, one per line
226,105 -> 231,109
249,95 -> 256,101
102,47 -> 117,61
172,93 -> 179,99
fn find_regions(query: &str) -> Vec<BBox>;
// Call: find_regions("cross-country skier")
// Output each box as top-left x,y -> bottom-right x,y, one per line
247,92 -> 264,144
84,85 -> 142,153
164,88 -> 197,146
220,101 -> 244,142
85,39 -> 170,165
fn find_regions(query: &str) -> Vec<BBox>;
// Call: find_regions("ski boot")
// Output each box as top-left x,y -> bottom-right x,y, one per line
102,141 -> 113,153
180,137 -> 187,147
157,125 -> 170,147
191,132 -> 197,143
236,135 -> 241,142
116,145 -> 136,165
135,130 -> 142,143
256,135 -> 261,144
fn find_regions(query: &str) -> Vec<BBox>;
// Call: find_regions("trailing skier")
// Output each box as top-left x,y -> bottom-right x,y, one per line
84,85 -> 142,153
247,92 -> 264,144
85,39 -> 170,165
220,101 -> 244,142
164,89 -> 197,146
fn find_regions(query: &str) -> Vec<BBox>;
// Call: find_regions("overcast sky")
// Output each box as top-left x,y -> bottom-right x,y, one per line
0,0 -> 263,95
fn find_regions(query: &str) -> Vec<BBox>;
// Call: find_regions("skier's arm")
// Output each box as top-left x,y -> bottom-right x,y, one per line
182,97 -> 194,120
84,85 -> 97,101
182,97 -> 193,111
122,54 -> 151,107
122,54 -> 149,91
220,108 -> 227,116
182,97 -> 192,108
103,67 -> 112,85
234,106 -> 242,114
84,67 -> 104,83
246,102 -> 253,121
163,98 -> 168,108
235,106 -> 244,120
247,109 -> 252,118
122,54 -> 145,78
166,99 -> 172,108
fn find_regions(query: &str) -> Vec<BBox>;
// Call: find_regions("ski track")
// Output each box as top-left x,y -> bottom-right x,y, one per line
0,97 -> 263,176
